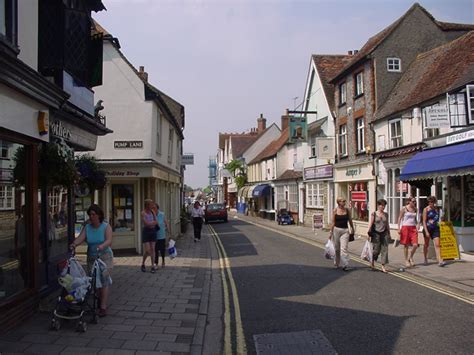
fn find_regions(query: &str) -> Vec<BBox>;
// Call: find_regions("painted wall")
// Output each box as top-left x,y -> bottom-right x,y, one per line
17,0 -> 38,70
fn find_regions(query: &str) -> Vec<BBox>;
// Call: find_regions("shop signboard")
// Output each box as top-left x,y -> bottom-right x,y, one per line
304,164 -> 333,180
313,213 -> 323,230
439,222 -> 460,260
351,191 -> 367,202
425,106 -> 449,128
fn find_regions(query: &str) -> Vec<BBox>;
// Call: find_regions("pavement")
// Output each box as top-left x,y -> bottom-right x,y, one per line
0,225 -> 224,355
233,211 -> 474,301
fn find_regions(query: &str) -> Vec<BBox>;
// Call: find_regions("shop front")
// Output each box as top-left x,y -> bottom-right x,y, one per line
252,183 -> 274,220
334,162 -> 376,234
303,164 -> 334,229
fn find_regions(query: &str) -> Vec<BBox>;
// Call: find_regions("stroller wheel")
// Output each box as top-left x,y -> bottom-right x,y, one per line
76,321 -> 87,333
50,318 -> 61,331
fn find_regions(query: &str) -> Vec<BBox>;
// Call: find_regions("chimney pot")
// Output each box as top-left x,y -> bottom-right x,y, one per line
348,50 -> 353,55
139,66 -> 144,72
257,115 -> 267,133
354,49 -> 359,54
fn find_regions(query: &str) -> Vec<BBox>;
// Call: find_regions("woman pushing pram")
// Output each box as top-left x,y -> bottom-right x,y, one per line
70,204 -> 114,318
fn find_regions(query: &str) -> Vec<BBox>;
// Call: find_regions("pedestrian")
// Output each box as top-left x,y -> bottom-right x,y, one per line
397,197 -> 419,267
191,200 -> 205,242
329,197 -> 355,270
70,204 -> 113,317
422,196 -> 446,267
153,203 -> 170,268
141,199 -> 158,273
367,199 -> 391,273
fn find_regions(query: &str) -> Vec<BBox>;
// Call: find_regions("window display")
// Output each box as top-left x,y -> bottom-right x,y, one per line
48,186 -> 69,258
112,184 -> 134,232
348,182 -> 368,221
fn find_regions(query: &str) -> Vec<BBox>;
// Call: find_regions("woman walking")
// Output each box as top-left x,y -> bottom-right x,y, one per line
191,201 -> 205,242
397,197 -> 419,267
368,199 -> 391,273
71,204 -> 113,317
153,203 -> 169,268
423,196 -> 445,267
329,197 -> 355,270
141,199 -> 158,273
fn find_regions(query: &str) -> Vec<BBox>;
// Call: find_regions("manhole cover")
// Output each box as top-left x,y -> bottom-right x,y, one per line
253,330 -> 337,354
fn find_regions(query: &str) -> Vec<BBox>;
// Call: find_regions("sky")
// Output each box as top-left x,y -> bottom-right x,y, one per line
94,0 -> 473,189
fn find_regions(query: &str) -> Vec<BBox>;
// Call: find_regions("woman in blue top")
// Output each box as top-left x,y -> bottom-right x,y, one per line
71,204 -> 113,317
153,203 -> 170,268
422,196 -> 445,267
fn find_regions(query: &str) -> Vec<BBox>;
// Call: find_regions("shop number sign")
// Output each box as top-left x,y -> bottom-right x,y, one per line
439,222 -> 460,260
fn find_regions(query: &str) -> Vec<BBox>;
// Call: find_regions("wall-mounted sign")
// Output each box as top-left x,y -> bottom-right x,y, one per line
425,106 -> 449,128
114,141 -> 143,149
289,116 -> 307,143
304,164 -> 333,180
106,170 -> 140,177
446,129 -> 474,145
316,138 -> 334,159
346,167 -> 361,177
182,154 -> 194,165
50,120 -> 72,141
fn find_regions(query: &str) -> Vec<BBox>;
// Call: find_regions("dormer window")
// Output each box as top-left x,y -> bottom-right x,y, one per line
387,58 -> 401,72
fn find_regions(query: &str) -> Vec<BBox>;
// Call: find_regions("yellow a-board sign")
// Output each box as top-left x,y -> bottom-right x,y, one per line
439,221 -> 460,260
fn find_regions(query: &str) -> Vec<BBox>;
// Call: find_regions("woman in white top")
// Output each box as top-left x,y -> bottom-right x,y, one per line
397,197 -> 419,267
191,201 -> 205,242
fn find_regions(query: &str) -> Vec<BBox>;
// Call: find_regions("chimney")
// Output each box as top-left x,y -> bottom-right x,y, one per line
281,111 -> 290,131
138,65 -> 148,82
354,49 -> 359,54
348,50 -> 353,55
257,113 -> 267,133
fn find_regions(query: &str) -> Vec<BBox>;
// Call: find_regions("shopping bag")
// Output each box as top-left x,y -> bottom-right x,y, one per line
61,257 -> 87,278
324,240 -> 336,260
168,239 -> 178,259
361,240 -> 373,262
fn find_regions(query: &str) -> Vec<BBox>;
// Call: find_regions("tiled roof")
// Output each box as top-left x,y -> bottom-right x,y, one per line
312,55 -> 353,111
375,31 -> 474,120
92,20 -> 110,36
249,127 -> 289,164
372,143 -> 425,158
231,135 -> 259,158
276,170 -> 303,181
330,3 -> 474,82
219,132 -> 257,150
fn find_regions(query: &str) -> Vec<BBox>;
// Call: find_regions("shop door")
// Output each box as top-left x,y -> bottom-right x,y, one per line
110,183 -> 137,250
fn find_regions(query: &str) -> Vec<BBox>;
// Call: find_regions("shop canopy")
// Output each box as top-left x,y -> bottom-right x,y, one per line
252,184 -> 272,198
238,186 -> 250,198
400,140 -> 474,181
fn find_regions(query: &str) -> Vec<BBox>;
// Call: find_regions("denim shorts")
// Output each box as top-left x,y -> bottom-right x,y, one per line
426,227 -> 440,239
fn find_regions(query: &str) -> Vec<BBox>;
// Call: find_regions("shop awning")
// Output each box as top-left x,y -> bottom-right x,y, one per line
247,185 -> 257,198
238,186 -> 250,198
400,141 -> 474,181
252,184 -> 272,198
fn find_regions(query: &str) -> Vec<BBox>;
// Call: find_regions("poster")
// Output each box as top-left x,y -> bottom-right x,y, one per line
439,221 -> 460,260
125,209 -> 132,220
117,208 -> 125,220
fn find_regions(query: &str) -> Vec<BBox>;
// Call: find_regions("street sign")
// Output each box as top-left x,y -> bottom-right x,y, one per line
182,154 -> 194,165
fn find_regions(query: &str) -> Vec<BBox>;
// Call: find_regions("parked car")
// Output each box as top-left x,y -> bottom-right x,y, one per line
205,203 -> 228,223
277,208 -> 293,225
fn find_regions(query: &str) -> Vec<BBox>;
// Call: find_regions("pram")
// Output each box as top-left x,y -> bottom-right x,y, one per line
50,252 -> 101,332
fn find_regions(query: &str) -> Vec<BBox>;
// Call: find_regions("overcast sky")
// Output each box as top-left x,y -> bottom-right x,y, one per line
94,0 -> 473,189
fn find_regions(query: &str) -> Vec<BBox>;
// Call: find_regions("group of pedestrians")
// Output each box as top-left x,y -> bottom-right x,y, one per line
328,195 -> 445,272
141,199 -> 170,273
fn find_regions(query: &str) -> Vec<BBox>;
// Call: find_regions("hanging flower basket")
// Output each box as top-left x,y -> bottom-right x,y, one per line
75,154 -> 107,193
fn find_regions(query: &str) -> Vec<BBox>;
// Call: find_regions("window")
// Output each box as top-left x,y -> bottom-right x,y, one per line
422,106 -> 440,139
338,124 -> 347,156
467,85 -> 474,125
111,184 -> 134,232
355,72 -> 364,96
168,128 -> 174,163
448,93 -> 467,127
156,112 -> 162,154
309,135 -> 317,157
0,0 -> 17,47
306,183 -> 324,208
339,82 -> 346,105
387,58 -> 401,72
356,118 -> 365,152
288,184 -> 298,212
0,140 -> 10,158
389,119 -> 402,148
0,184 -> 13,209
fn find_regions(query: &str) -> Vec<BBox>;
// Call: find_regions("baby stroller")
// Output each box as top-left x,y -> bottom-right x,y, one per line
50,252 -> 100,332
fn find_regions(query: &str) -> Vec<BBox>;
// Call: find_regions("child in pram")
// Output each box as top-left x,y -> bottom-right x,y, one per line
71,204 -> 113,317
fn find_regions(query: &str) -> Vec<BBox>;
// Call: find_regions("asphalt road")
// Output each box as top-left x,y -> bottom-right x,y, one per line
210,219 -> 474,355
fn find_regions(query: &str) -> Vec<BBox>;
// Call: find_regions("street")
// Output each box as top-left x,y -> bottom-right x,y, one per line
209,218 -> 474,355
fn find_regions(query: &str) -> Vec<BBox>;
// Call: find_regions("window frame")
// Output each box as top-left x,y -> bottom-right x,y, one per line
306,182 -> 324,208
339,82 -> 346,105
156,112 -> 162,155
467,85 -> 474,125
389,118 -> 403,148
355,71 -> 364,97
387,57 -> 401,72
356,117 -> 365,153
338,124 -> 347,157
0,184 -> 14,210
168,128 -> 174,163
0,0 -> 18,49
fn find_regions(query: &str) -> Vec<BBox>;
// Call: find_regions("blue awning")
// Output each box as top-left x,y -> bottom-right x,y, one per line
400,141 -> 474,181
252,184 -> 272,198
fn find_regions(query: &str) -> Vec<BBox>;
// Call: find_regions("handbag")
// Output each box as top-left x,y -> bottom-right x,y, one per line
349,233 -> 355,242
367,213 -> 377,239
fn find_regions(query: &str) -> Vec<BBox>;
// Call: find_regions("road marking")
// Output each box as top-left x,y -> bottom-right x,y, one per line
239,217 -> 474,305
208,224 -> 247,355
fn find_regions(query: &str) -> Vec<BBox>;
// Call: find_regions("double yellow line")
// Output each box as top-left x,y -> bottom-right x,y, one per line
208,224 -> 247,355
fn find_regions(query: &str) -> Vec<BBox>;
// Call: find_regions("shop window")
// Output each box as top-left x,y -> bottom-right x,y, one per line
74,194 -> 93,237
338,124 -> 347,156
356,118 -> 365,152
389,119 -> 402,148
307,183 -> 324,208
0,141 -> 28,301
112,184 -> 134,232
464,175 -> 474,227
348,182 -> 368,221
48,186 -> 69,258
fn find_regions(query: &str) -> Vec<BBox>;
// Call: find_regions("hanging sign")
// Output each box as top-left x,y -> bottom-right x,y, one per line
439,221 -> 460,260
289,116 -> 308,143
